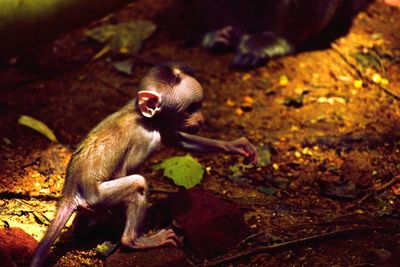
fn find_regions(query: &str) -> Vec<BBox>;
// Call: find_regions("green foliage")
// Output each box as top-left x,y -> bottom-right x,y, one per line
153,154 -> 204,189
257,146 -> 272,167
85,20 -> 156,55
96,241 -> 118,258
352,51 -> 382,71
257,186 -> 276,196
113,60 -> 133,75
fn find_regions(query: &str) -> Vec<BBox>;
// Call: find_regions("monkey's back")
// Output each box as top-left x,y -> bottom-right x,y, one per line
62,101 -> 160,204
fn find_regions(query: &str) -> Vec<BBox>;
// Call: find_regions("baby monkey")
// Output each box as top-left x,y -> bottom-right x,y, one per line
30,63 -> 257,267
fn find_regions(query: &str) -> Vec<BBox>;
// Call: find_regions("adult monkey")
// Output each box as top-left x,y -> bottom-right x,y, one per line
184,0 -> 372,69
30,63 -> 257,267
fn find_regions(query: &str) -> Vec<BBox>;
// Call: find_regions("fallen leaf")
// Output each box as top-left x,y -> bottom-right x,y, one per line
96,241 -> 118,258
257,186 -> 276,195
18,115 -> 59,143
257,146 -> 271,167
152,154 -> 204,189
352,51 -> 382,71
86,20 -> 156,56
113,60 -> 133,75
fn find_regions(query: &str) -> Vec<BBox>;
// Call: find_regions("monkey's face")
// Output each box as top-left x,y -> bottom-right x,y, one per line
138,65 -> 206,134
162,76 -> 205,134
178,102 -> 205,134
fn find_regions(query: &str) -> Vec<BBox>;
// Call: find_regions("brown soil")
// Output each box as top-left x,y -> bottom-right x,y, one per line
1,0 -> 400,266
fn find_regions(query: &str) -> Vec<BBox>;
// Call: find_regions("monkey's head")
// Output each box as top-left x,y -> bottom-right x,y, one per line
137,63 -> 205,134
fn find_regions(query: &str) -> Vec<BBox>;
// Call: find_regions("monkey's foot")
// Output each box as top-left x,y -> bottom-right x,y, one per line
202,25 -> 244,53
231,32 -> 294,70
123,229 -> 178,249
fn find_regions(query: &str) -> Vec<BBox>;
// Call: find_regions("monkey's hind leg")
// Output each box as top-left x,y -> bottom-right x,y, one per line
232,31 -> 294,69
97,175 -> 178,249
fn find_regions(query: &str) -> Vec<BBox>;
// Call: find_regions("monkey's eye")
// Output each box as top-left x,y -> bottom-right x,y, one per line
186,102 -> 202,114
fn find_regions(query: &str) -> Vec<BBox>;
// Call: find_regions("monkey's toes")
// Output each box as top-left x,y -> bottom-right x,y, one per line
157,229 -> 179,247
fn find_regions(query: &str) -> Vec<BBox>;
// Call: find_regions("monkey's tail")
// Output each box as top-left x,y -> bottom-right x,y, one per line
30,198 -> 77,267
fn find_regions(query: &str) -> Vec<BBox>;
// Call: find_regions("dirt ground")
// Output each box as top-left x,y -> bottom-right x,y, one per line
1,0 -> 400,266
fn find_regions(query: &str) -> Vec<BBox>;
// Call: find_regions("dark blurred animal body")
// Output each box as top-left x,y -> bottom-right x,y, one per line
184,0 -> 372,69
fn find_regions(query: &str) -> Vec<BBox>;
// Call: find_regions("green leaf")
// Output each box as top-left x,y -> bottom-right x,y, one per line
257,186 -> 276,196
86,20 -> 156,55
113,60 -> 133,75
257,146 -> 271,167
352,51 -> 381,71
152,154 -> 204,189
96,241 -> 118,258
18,115 -> 59,143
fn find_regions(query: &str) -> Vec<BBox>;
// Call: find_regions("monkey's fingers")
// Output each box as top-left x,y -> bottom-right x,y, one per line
243,150 -> 257,166
241,141 -> 258,166
239,147 -> 254,165
248,144 -> 258,166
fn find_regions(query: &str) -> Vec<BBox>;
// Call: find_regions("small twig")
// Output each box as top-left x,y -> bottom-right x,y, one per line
358,175 -> 400,204
203,227 -> 385,267
185,256 -> 197,267
331,43 -> 400,101
274,218 -> 373,231
236,231 -> 264,247
331,43 -> 364,78
15,199 -> 52,224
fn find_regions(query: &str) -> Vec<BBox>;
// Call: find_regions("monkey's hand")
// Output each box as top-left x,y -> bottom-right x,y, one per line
227,137 -> 258,165
164,131 -> 257,165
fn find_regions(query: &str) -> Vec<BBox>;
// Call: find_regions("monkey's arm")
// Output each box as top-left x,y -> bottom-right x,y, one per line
164,131 -> 258,165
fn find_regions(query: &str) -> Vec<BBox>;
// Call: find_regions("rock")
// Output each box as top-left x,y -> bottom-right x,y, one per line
169,188 -> 249,258
0,227 -> 38,267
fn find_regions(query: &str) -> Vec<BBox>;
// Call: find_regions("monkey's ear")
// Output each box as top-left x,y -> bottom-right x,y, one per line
137,91 -> 162,118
